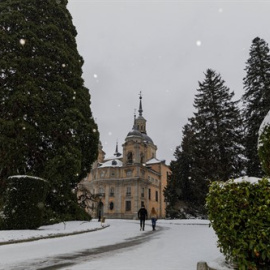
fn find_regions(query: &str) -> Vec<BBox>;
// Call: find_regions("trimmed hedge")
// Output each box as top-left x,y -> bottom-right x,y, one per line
2,175 -> 48,230
258,124 -> 270,176
206,177 -> 270,270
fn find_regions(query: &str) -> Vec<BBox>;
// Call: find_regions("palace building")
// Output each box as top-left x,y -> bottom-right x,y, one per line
80,94 -> 170,219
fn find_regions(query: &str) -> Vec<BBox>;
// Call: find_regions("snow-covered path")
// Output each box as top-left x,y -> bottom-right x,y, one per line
0,219 -> 228,270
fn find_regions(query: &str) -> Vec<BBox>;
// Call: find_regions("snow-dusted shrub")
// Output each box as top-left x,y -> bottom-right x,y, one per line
206,177 -> 270,270
258,123 -> 270,176
2,175 -> 48,230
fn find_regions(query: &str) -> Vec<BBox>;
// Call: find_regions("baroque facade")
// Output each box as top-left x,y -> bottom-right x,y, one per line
81,94 -> 170,219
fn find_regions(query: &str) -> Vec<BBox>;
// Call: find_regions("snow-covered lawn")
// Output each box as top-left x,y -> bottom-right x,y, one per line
0,219 -> 231,270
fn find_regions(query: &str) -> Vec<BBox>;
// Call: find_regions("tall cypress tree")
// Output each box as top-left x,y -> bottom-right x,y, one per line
0,0 -> 99,222
242,37 -> 270,177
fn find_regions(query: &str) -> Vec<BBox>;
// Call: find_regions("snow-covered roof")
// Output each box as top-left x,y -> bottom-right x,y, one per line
146,158 -> 163,165
99,159 -> 123,168
104,155 -> 123,161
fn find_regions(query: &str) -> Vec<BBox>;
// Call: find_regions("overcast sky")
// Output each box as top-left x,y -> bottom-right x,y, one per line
67,0 -> 270,164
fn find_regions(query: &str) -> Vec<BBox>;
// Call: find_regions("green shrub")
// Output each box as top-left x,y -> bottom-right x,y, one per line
2,175 -> 48,230
206,177 -> 270,270
258,124 -> 270,176
42,191 -> 91,225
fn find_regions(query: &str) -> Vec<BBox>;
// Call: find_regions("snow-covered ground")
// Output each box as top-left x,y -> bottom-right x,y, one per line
0,219 -> 231,270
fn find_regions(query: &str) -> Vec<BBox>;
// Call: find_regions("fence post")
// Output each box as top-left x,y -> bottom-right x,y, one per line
197,261 -> 208,270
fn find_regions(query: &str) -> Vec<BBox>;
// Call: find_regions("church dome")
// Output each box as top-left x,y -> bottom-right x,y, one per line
142,133 -> 153,144
126,128 -> 143,139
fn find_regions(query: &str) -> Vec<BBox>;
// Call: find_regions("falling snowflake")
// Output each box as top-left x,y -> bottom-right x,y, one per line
37,202 -> 44,209
93,74 -> 98,79
19,39 -> 26,45
108,131 -> 112,136
218,8 -> 223,13
196,40 -> 202,47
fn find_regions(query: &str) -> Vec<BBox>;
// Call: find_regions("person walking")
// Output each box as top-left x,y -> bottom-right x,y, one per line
138,204 -> 148,231
150,207 -> 158,231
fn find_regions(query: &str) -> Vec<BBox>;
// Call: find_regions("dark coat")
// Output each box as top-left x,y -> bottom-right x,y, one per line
138,207 -> 148,220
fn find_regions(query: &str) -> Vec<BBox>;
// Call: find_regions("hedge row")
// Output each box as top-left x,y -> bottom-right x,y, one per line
2,175 -> 48,230
206,177 -> 270,270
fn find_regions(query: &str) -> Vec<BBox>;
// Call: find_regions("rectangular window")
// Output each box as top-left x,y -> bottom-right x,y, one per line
141,187 -> 144,198
126,186 -> 131,196
155,191 -> 158,202
125,201 -> 131,211
109,187 -> 114,197
148,188 -> 151,200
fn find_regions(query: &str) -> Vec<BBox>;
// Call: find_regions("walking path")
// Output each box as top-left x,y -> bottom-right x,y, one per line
0,219 -> 228,270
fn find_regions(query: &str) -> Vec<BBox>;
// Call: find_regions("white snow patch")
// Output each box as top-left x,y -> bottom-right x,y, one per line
233,175 -> 262,184
8,175 -> 47,182
0,219 -> 230,270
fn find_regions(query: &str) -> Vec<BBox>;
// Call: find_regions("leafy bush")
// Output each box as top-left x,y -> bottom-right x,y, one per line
42,188 -> 91,225
206,177 -> 270,270
2,175 -> 48,229
258,124 -> 270,176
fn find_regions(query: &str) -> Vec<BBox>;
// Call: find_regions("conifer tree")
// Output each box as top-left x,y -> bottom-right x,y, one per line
0,0 -> 99,222
164,124 -> 199,218
167,69 -> 245,217
191,69 -> 244,182
242,37 -> 270,177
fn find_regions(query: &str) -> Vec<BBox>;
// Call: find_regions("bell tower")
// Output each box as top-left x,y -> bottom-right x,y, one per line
135,92 -> 147,134
123,92 -> 157,165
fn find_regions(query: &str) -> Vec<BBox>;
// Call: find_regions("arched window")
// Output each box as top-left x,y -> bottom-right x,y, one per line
109,202 -> 114,210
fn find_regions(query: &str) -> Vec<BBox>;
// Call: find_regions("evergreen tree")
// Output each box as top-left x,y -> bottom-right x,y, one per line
0,0 -> 99,222
242,37 -> 270,177
191,69 -> 244,183
167,69 -> 245,217
164,124 -> 199,218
